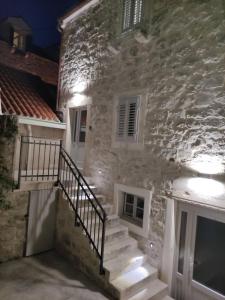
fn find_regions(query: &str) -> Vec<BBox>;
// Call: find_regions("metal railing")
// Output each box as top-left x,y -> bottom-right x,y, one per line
17,136 -> 107,274
58,147 -> 107,274
18,136 -> 62,187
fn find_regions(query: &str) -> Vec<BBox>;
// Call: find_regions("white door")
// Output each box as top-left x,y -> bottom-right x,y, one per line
26,189 -> 56,256
174,203 -> 225,300
70,107 -> 87,168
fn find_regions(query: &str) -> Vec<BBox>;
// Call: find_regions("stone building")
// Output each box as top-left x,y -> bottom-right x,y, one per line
57,0 -> 225,299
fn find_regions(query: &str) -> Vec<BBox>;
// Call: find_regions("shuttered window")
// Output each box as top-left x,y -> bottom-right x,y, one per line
116,96 -> 139,142
122,0 -> 143,32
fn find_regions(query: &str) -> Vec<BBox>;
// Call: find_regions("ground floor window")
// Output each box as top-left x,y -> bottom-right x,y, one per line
114,183 -> 151,237
123,192 -> 144,227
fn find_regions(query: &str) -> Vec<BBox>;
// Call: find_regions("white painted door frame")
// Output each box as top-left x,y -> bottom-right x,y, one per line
173,202 -> 225,300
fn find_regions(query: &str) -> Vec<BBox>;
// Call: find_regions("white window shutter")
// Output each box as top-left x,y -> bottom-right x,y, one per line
117,102 -> 126,138
122,0 -> 132,31
127,96 -> 139,140
133,0 -> 143,25
116,96 -> 139,142
127,100 -> 137,137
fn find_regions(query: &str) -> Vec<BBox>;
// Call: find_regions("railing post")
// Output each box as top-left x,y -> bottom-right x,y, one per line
57,140 -> 62,186
17,136 -> 23,189
75,174 -> 80,226
100,213 -> 106,275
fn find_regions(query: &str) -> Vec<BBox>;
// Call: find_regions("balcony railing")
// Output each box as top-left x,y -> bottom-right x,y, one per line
18,136 -> 62,187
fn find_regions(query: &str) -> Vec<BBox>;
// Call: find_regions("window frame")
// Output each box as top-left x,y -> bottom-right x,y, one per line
71,107 -> 87,145
115,183 -> 152,237
123,192 -> 144,227
13,31 -> 26,51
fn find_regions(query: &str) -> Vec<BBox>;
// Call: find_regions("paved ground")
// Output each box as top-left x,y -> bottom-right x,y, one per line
0,251 -> 112,300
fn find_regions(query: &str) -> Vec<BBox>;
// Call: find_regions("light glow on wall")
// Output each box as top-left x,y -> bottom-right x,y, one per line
68,94 -> 90,108
72,80 -> 87,94
187,178 -> 225,197
189,154 -> 224,175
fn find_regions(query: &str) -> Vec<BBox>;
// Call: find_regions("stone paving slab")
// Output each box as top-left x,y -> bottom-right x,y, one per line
0,251 -> 112,300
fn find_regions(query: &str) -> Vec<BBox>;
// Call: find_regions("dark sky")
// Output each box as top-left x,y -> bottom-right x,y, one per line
0,0 -> 80,47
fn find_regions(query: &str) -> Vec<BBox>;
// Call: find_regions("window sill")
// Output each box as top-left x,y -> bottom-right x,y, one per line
121,215 -> 143,228
111,140 -> 144,151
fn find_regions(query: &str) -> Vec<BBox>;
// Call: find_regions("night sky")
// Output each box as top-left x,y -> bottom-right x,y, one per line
0,0 -> 80,47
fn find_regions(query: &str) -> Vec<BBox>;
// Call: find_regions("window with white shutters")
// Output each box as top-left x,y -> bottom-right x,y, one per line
122,0 -> 143,32
116,96 -> 139,142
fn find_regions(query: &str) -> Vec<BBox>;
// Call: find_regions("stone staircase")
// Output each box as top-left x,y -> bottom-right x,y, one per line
69,177 -> 174,300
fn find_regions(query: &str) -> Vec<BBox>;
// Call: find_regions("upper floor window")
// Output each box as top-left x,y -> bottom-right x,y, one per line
13,31 -> 25,51
122,0 -> 144,32
116,96 -> 140,142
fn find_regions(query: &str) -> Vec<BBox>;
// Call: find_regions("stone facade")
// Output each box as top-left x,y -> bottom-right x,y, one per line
0,191 -> 29,262
0,121 -> 29,262
59,0 -> 225,268
55,192 -> 115,298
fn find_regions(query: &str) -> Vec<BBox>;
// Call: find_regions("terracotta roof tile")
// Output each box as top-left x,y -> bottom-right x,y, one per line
0,64 -> 59,122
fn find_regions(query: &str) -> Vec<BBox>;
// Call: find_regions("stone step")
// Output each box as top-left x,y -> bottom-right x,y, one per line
104,225 -> 128,243
104,237 -> 138,261
69,194 -> 106,208
111,263 -> 158,300
127,279 -> 168,300
162,296 -> 174,300
85,214 -> 120,231
71,194 -> 105,202
69,185 -> 97,192
79,203 -> 113,216
82,224 -> 128,248
104,249 -> 148,281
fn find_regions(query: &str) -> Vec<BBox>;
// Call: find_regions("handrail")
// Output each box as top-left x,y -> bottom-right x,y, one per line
17,136 -> 107,274
58,147 -> 107,274
60,147 -> 106,218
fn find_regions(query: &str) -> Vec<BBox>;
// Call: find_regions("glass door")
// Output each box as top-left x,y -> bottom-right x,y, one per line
174,203 -> 225,300
70,107 -> 87,168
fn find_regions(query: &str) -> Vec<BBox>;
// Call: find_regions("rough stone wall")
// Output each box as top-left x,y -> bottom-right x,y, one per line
0,191 -> 29,262
55,193 -> 116,298
59,0 -> 225,268
0,122 -> 29,262
0,40 -> 58,85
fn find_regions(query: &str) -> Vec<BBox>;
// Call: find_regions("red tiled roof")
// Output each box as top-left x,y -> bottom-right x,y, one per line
0,64 -> 59,122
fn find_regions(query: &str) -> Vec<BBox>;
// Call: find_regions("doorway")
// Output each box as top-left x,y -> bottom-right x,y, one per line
173,203 -> 225,300
26,189 -> 56,256
70,107 -> 87,168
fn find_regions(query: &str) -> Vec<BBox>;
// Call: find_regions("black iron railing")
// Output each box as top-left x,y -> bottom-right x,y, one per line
18,136 -> 107,274
18,136 -> 62,187
58,147 -> 107,274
